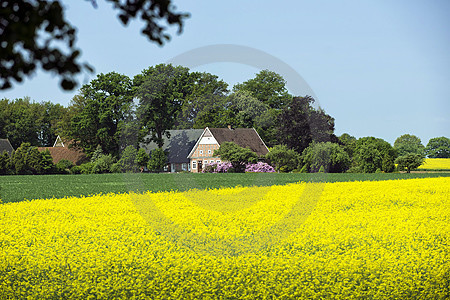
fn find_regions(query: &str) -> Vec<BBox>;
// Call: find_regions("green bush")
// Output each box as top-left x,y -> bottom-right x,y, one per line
265,145 -> 300,173
10,143 -> 55,175
70,165 -> 82,175
79,162 -> 95,174
56,159 -> 74,174
135,148 -> 149,169
147,148 -> 167,173
0,151 -> 12,175
92,154 -> 115,174
110,163 -> 122,174
395,154 -> 425,173
354,137 -> 396,173
301,142 -> 351,173
117,145 -> 138,172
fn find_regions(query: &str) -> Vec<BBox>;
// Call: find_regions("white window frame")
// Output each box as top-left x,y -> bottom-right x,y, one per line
192,161 -> 197,169
199,150 -> 203,155
208,150 -> 212,155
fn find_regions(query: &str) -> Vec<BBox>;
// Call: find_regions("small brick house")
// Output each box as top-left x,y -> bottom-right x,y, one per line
187,127 -> 269,173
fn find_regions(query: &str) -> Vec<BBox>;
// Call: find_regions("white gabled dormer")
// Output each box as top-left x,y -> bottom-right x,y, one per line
187,127 -> 218,158
53,135 -> 65,147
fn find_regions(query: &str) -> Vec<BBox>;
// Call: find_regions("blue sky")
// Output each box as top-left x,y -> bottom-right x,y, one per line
1,0 -> 449,144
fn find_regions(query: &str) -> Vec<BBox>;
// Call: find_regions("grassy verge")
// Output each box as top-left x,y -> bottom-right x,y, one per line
1,172 -> 449,204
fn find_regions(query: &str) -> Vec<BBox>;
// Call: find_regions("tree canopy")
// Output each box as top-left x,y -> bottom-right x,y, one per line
135,64 -> 194,148
276,96 -> 337,154
67,72 -> 134,157
233,69 -> 291,109
1,0 -> 189,90
354,137 -> 397,173
394,134 -> 425,157
395,153 -> 425,173
301,142 -> 351,173
425,137 -> 450,158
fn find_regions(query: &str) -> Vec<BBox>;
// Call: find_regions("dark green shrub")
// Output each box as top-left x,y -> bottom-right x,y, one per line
56,159 -> 74,174
302,142 -> 351,173
147,148 -> 167,173
265,145 -> 300,173
70,165 -> 82,174
79,162 -> 95,174
92,154 -> 115,174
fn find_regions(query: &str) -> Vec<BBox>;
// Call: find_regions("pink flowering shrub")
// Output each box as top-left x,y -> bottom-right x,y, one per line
203,161 -> 275,173
202,162 -> 233,173
245,162 -> 276,173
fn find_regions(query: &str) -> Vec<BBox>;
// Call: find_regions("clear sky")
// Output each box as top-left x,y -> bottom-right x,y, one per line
1,0 -> 449,144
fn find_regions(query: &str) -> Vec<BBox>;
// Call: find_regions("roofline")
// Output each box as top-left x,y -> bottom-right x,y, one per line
252,127 -> 269,153
187,127 -> 209,159
52,135 -> 65,147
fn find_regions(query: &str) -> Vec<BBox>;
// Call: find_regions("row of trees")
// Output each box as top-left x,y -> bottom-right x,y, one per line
1,65 -> 337,158
1,65 -> 449,174
216,134 -> 447,174
0,143 -> 167,175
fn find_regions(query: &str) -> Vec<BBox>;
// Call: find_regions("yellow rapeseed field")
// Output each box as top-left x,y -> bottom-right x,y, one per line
0,178 -> 449,299
418,158 -> 450,170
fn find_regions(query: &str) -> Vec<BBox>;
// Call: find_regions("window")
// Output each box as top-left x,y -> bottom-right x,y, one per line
199,150 -> 203,155
208,150 -> 212,154
210,160 -> 214,164
192,161 -> 197,169
216,160 -> 221,164
182,163 -> 187,171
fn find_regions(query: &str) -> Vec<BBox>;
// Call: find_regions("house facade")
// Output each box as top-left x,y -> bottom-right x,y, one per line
187,127 -> 269,173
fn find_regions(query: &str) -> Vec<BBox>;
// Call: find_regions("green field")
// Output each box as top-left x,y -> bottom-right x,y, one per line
1,172 -> 449,204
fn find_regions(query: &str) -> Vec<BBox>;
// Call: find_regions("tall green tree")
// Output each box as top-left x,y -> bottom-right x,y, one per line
147,148 -> 168,172
68,72 -> 134,157
176,72 -> 229,129
301,142 -> 351,173
135,64 -> 194,148
395,154 -> 425,173
425,137 -> 450,158
0,98 -> 41,148
225,90 -> 269,128
277,96 -> 337,154
0,97 -> 64,148
354,137 -> 397,173
338,133 -> 357,158
394,134 -> 425,157
233,70 -> 292,109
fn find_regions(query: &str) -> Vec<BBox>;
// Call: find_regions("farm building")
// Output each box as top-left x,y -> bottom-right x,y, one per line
187,127 -> 269,173
0,139 -> 14,156
37,135 -> 87,165
140,129 -> 204,172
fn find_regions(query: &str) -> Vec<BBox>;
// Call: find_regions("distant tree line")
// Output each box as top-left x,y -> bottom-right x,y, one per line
1,64 -> 449,174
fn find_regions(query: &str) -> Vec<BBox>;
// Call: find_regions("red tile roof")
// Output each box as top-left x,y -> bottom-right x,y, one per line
37,146 -> 87,165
